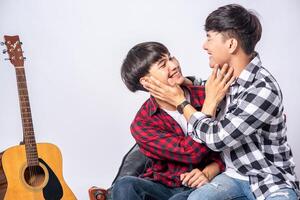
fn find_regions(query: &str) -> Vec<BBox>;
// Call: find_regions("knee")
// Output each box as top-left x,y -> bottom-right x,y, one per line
112,176 -> 138,194
112,176 -> 139,196
112,176 -> 146,200
188,191 -> 206,200
188,190 -> 206,200
187,184 -> 218,200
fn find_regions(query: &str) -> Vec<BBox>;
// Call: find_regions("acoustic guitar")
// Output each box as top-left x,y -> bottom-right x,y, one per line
0,35 -> 77,200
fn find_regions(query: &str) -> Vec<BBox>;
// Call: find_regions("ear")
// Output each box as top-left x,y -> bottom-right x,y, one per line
139,76 -> 148,85
227,38 -> 238,54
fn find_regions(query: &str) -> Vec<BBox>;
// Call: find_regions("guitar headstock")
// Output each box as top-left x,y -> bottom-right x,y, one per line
2,35 -> 25,67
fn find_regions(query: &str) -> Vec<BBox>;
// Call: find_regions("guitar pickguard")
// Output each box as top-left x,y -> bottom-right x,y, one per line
39,158 -> 63,200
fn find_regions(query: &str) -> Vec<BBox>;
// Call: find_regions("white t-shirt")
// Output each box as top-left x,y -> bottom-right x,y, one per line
163,90 -> 194,136
164,109 -> 192,136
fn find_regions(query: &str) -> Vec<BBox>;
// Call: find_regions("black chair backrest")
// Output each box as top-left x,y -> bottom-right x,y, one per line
105,144 -> 151,200
111,143 -> 151,185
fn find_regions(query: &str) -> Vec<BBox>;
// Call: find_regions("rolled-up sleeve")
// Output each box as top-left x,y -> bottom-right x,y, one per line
189,85 -> 281,151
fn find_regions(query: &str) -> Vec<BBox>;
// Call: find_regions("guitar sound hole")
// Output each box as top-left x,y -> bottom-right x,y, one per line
24,165 -> 46,187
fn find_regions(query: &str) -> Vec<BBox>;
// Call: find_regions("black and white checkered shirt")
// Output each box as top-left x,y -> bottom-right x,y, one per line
189,53 -> 299,200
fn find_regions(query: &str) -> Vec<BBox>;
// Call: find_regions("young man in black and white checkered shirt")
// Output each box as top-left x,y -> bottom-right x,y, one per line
142,4 -> 299,200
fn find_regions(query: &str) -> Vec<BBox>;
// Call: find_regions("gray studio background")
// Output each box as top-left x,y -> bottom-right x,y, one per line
0,0 -> 299,199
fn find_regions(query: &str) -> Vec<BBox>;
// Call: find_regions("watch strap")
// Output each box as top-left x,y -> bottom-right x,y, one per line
176,100 -> 190,114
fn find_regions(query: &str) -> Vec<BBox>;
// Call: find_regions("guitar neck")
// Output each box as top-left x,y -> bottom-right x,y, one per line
15,66 -> 39,166
3,35 -> 39,166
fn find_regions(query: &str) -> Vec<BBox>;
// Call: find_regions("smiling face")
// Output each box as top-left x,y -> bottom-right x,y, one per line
203,31 -> 232,68
145,54 -> 185,86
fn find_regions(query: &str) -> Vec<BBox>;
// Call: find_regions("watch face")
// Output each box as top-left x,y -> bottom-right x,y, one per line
177,100 -> 189,114
177,106 -> 183,114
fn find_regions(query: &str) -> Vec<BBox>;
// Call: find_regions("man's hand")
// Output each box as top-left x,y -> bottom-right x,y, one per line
180,168 -> 209,188
141,77 -> 186,107
202,63 -> 235,116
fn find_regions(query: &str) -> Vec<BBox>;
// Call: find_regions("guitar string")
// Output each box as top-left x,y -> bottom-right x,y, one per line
16,67 -> 38,184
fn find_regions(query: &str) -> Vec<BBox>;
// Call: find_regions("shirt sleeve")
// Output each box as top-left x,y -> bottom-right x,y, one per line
131,117 -> 211,164
208,151 -> 225,172
189,85 -> 281,151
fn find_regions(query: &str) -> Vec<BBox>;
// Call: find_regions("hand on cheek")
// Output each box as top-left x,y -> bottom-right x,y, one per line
202,63 -> 235,116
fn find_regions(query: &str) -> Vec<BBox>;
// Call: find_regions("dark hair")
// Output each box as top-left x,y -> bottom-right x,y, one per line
121,42 -> 169,92
205,4 -> 262,55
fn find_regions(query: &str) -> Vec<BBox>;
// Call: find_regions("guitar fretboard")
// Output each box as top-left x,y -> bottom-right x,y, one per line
15,67 -> 39,166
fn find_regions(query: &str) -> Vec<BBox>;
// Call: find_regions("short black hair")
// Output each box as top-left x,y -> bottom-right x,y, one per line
205,4 -> 262,55
121,42 -> 169,92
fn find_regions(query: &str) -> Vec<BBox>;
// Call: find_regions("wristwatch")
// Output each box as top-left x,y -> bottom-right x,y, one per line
176,100 -> 190,114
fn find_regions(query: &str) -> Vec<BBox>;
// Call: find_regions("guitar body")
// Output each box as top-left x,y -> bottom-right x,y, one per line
1,35 -> 77,200
0,143 -> 76,200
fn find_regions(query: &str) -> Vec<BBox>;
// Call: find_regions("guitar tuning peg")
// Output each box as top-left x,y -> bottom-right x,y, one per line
2,49 -> 7,54
0,42 -> 5,46
4,58 -> 11,61
20,42 -> 23,45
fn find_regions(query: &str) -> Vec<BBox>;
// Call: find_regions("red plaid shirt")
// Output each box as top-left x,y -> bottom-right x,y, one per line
131,85 -> 225,187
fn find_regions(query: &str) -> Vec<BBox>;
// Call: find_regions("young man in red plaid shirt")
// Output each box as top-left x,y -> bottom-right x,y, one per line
112,42 -> 224,200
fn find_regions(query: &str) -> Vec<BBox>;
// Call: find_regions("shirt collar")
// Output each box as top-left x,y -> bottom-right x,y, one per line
235,52 -> 262,89
148,95 -> 160,116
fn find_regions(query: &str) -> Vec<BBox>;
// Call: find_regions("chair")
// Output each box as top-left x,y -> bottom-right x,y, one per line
88,144 -> 150,200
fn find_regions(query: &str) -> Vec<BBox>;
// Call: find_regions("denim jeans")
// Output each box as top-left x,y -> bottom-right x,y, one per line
265,188 -> 298,200
112,176 -> 194,200
187,173 -> 298,200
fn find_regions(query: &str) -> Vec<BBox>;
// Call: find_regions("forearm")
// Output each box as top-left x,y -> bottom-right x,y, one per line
181,99 -> 218,122
188,86 -> 280,151
201,100 -> 218,117
202,162 -> 220,181
188,112 -> 235,151
180,99 -> 230,151
182,104 -> 197,122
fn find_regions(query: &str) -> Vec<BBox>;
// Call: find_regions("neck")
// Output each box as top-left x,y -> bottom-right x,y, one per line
156,98 -> 177,111
229,51 -> 254,78
154,88 -> 186,111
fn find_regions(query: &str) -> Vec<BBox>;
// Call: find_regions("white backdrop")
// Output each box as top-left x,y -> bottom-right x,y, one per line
0,1 -> 299,199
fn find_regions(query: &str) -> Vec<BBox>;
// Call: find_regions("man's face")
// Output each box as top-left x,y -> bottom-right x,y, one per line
147,54 -> 185,86
203,31 -> 231,68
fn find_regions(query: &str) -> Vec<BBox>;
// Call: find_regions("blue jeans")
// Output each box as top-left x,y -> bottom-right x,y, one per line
265,188 -> 298,200
187,173 -> 298,200
112,176 -> 194,200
